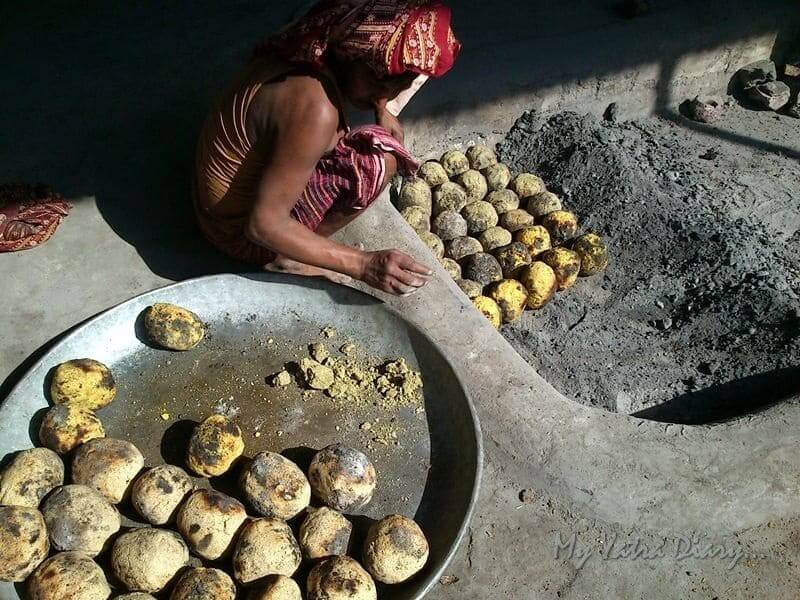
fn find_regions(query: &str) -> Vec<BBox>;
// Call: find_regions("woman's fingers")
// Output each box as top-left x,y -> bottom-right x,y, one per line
392,251 -> 433,276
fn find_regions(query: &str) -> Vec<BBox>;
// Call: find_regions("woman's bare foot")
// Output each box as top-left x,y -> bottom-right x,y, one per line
264,255 -> 352,285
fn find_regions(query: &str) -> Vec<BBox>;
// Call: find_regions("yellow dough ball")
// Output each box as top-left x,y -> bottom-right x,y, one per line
71,438 -> 144,504
110,528 -> 189,594
540,210 -> 578,245
299,506 -> 353,560
438,257 -> 462,280
27,552 -> 111,600
398,179 -> 432,214
482,163 -> 512,191
42,485 -> 120,557
131,464 -> 194,525
249,575 -> 302,600
510,173 -> 546,198
478,226 -> 513,252
445,236 -> 483,262
471,296 -> 502,329
431,210 -> 468,241
417,231 -> 444,259
572,232 -> 610,275
455,278 -> 483,299
456,169 -> 489,204
186,414 -> 244,477
0,447 -> 64,508
540,248 -> 581,290
514,225 -> 551,257
499,208 -> 535,232
486,279 -> 529,323
143,303 -> 205,351
308,445 -> 376,512
400,206 -> 430,233
517,262 -> 558,309
171,568 -> 236,600
485,189 -> 520,214
232,518 -> 302,584
49,358 -> 116,410
363,515 -> 429,584
439,150 -> 470,178
466,144 -> 497,170
432,181 -> 468,215
239,451 -> 311,520
417,161 -> 449,187
39,404 -> 105,455
0,506 -> 49,582
526,191 -> 562,218
307,556 -> 376,600
462,200 -> 498,234
176,489 -> 248,560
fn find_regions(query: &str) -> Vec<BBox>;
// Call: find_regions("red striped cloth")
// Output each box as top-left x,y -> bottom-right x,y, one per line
0,184 -> 71,253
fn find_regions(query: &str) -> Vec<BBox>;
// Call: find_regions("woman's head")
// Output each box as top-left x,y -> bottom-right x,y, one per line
329,50 -> 418,109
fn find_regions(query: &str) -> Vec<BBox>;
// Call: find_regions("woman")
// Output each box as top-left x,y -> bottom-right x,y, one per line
195,0 -> 460,295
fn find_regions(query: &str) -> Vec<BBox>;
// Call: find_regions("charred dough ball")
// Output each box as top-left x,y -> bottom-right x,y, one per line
248,575 -> 302,600
176,489 -> 247,560
363,515 -> 429,584
0,506 -> 49,582
42,484 -> 120,556
439,150 -> 469,177
487,279 -> 529,323
499,208 -> 535,232
462,200 -> 498,234
400,206 -> 430,233
187,414 -> 244,477
308,444 -> 376,512
0,447 -> 64,508
478,226 -> 513,252
143,303 -> 205,351
432,182 -> 467,215
131,464 -> 194,525
518,262 -> 558,309
111,528 -> 189,593
526,191 -> 562,218
485,189 -> 520,214
510,173 -> 546,198
240,451 -> 310,520
482,163 -> 512,191
493,242 -> 532,278
455,278 -> 483,299
233,518 -> 302,584
418,160 -> 449,187
572,232 -> 609,275
540,248 -> 581,290
299,507 -> 353,560
514,226 -> 551,257
50,358 -> 116,410
471,296 -> 502,329
398,179 -> 431,214
39,404 -> 105,455
431,210 -> 467,241
445,236 -> 483,262
170,567 -> 235,600
456,169 -> 488,204
417,231 -> 444,259
71,438 -> 144,504
540,210 -> 578,245
307,556 -> 376,600
28,552 -> 111,600
461,252 -> 503,286
466,144 -> 497,170
438,257 -> 462,280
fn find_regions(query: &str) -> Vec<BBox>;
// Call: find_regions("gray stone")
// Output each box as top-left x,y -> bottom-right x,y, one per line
747,80 -> 791,110
736,59 -> 777,90
684,96 -> 723,123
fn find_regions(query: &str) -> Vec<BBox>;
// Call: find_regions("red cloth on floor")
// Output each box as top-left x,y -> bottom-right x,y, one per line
0,184 -> 71,252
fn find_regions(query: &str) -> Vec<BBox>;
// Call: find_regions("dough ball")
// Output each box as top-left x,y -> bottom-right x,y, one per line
39,404 -> 105,455
514,225 -> 551,257
460,252 -> 503,286
455,278 -> 483,299
518,262 -> 558,309
240,451 -> 310,520
28,552 -> 110,600
510,173 -> 546,198
0,447 -> 64,508
131,464 -> 194,525
42,484 -> 120,557
499,208 -> 535,232
462,200 -> 498,234
471,296 -> 502,329
439,150 -> 469,178
417,231 -> 444,259
233,518 -> 301,584
455,170 -> 488,204
111,528 -> 189,593
482,163 -> 512,191
438,257 -> 462,280
397,179 -> 432,214
540,210 -> 578,245
485,189 -> 520,214
307,556 -> 376,600
248,575 -> 302,600
486,279 -> 529,323
143,303 -> 205,351
445,236 -> 483,262
493,242 -> 532,278
432,182 -> 467,215
362,515 -> 429,584
176,489 -> 247,560
466,144 -> 497,170
400,206 -> 430,233
49,358 -> 116,410
417,161 -> 448,187
540,248 -> 581,290
116,594 -> 155,600
308,444 -> 376,512
187,414 -> 244,477
431,210 -> 467,241
71,438 -> 144,504
170,567 -> 235,600
0,506 -> 49,582
572,232 -> 610,275
299,507 -> 352,560
478,226 -> 513,252
526,191 -> 562,218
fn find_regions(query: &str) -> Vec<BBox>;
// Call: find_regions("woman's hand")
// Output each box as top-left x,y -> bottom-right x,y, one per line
374,100 -> 404,144
356,249 -> 432,295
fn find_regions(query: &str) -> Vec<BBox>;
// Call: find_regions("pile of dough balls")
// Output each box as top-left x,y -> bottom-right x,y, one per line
396,144 -> 609,328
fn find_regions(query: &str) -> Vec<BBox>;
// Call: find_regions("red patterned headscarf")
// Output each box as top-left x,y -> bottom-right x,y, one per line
259,0 -> 461,79
0,184 -> 70,253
